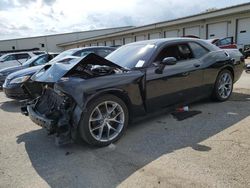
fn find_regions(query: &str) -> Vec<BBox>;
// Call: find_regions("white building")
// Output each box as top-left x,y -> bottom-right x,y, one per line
58,2 -> 250,51
0,26 -> 132,52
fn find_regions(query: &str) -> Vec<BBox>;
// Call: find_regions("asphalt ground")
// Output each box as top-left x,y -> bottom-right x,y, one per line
0,60 -> 250,188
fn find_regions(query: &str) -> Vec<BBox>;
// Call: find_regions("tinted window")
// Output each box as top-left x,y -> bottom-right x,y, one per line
50,48 -> 79,62
3,55 -> 16,61
154,44 -> 193,62
96,49 -> 114,57
33,56 -> 48,66
48,54 -> 58,61
22,55 -> 42,66
189,42 -> 209,58
74,50 -> 94,57
16,53 -> 30,60
33,52 -> 45,55
177,44 -> 193,60
216,37 -> 232,46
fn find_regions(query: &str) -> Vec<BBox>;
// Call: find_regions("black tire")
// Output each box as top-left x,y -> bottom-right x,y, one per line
78,94 -> 129,147
212,69 -> 233,102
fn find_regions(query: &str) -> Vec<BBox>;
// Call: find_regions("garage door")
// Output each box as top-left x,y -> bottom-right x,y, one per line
114,39 -> 122,46
208,22 -> 228,39
149,32 -> 160,39
136,35 -> 145,41
105,41 -> 112,46
164,30 -> 179,38
124,37 -> 133,44
184,26 -> 200,37
98,42 -> 104,46
237,18 -> 250,46
91,43 -> 97,46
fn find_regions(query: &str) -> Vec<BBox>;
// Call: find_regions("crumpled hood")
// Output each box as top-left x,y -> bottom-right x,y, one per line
6,65 -> 43,80
31,53 -> 123,83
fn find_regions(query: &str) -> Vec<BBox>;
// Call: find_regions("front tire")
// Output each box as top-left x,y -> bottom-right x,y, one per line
212,70 -> 233,102
79,94 -> 129,147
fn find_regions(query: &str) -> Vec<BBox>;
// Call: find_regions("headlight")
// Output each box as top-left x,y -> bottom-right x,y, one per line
9,76 -> 30,84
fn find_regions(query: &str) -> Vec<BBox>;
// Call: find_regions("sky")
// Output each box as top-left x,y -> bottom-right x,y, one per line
0,0 -> 249,40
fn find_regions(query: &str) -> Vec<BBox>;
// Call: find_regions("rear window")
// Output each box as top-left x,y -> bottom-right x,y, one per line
2,55 -> 16,61
188,42 -> 209,58
33,52 -> 45,55
16,53 -> 30,60
95,49 -> 114,57
74,50 -> 94,57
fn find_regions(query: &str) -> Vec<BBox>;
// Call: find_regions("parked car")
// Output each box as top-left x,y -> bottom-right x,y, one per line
21,38 -> 245,147
208,37 -> 238,49
0,51 -> 44,69
208,37 -> 250,58
0,53 -> 58,89
246,64 -> 250,73
244,45 -> 250,59
3,47 -> 115,100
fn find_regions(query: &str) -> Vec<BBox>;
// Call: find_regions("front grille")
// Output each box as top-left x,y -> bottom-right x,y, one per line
35,88 -> 65,116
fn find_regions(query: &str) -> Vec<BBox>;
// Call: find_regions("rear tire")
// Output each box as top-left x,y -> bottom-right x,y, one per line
78,94 -> 129,147
212,70 -> 233,102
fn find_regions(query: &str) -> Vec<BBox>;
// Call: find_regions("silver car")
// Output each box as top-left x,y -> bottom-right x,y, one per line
0,51 -> 43,69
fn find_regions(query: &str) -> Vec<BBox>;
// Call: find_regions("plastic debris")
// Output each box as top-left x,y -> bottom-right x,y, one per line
176,106 -> 189,112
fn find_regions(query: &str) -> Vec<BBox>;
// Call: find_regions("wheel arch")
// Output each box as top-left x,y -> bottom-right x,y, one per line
211,66 -> 234,101
83,89 -> 133,121
220,66 -> 235,81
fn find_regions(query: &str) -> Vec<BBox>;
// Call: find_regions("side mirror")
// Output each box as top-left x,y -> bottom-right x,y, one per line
155,57 -> 177,74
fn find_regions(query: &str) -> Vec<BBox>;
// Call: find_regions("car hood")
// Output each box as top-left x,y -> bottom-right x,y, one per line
0,65 -> 29,75
7,65 -> 43,80
31,53 -> 124,83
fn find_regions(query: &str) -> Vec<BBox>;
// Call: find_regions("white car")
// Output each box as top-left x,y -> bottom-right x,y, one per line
0,51 -> 44,69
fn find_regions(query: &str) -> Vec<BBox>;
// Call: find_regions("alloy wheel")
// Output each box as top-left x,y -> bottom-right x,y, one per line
218,72 -> 233,99
89,101 -> 125,142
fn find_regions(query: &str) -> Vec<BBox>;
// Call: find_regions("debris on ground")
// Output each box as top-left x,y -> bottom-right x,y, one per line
172,106 -> 201,121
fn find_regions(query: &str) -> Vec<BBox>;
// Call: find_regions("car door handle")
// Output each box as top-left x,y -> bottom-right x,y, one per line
193,63 -> 201,68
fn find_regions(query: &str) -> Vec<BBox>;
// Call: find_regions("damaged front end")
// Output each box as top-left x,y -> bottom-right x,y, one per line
21,53 -> 127,145
22,87 -> 75,145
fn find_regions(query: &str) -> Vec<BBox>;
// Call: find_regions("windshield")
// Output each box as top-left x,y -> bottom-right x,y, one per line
22,55 -> 43,66
105,44 -> 156,69
49,49 -> 79,63
0,54 -> 15,61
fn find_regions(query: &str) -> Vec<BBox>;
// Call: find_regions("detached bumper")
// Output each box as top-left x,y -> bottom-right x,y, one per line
25,105 -> 56,132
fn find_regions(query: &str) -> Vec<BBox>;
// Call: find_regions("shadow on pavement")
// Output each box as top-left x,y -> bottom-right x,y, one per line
16,91 -> 250,188
0,100 -> 23,113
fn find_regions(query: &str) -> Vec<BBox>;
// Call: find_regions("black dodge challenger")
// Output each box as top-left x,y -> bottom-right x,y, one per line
22,38 -> 245,146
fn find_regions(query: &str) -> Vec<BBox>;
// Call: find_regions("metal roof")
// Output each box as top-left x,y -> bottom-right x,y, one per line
58,2 -> 250,47
0,26 -> 133,42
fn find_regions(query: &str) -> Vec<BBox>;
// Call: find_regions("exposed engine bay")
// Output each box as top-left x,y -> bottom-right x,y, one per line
22,53 -> 125,99
65,64 -> 119,79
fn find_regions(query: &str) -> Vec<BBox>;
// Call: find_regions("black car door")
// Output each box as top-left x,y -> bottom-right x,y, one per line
146,43 -> 205,112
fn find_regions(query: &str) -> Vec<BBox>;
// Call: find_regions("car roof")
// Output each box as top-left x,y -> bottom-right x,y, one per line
2,51 -> 34,56
125,38 -> 204,46
66,46 -> 116,52
45,52 -> 60,55
124,38 -> 219,51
